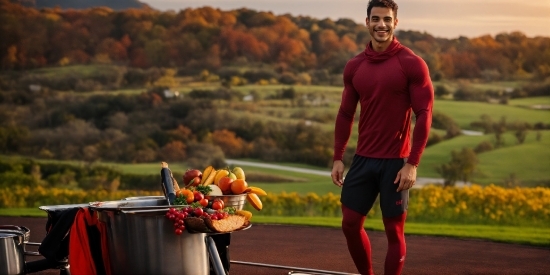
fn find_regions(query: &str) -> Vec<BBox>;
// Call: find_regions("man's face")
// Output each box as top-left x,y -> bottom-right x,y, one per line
366,7 -> 398,44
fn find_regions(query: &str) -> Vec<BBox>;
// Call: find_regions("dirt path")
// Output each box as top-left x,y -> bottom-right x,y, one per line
1,216 -> 549,275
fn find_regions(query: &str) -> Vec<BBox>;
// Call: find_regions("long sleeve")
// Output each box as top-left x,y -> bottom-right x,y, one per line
333,57 -> 361,161
403,55 -> 434,166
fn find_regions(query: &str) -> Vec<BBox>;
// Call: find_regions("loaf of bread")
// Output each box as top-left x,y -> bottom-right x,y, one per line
183,217 -> 211,233
204,215 -> 248,233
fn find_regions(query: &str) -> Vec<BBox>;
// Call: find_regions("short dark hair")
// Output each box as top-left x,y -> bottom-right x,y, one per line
367,0 -> 398,18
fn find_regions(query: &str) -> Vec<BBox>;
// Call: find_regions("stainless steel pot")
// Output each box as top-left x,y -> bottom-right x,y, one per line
90,198 -> 209,275
0,230 -> 25,275
0,226 -> 30,243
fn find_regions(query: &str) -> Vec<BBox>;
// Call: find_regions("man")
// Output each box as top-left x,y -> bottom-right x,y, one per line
330,0 -> 434,274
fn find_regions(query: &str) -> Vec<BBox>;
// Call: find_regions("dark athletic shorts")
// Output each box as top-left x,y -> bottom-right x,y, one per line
340,155 -> 409,217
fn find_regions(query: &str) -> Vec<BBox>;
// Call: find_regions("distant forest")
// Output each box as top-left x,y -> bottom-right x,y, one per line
1,0 -> 550,82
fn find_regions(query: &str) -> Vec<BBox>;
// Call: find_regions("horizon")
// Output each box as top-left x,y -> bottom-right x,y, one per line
140,0 -> 550,39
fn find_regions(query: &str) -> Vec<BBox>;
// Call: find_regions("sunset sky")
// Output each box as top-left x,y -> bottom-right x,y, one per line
141,0 -> 550,39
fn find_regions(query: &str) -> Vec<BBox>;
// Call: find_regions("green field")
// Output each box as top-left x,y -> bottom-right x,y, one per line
433,99 -> 550,129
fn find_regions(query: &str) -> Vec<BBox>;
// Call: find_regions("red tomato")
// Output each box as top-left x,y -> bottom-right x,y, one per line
199,198 -> 209,207
193,191 -> 204,202
211,199 -> 224,211
194,207 -> 204,217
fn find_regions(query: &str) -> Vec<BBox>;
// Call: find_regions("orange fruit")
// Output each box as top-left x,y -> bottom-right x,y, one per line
231,179 -> 248,195
176,189 -> 194,204
218,177 -> 234,194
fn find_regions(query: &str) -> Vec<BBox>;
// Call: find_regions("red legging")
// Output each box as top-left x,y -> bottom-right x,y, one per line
341,204 -> 407,275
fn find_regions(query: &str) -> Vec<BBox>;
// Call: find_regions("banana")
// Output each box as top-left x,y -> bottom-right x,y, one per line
246,193 -> 263,211
214,169 -> 230,185
245,186 -> 267,196
232,167 -> 245,180
202,169 -> 218,186
200,166 -> 214,185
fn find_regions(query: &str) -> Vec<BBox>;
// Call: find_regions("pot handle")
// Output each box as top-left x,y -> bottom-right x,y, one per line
25,251 -> 41,256
206,236 -> 226,275
160,163 -> 176,205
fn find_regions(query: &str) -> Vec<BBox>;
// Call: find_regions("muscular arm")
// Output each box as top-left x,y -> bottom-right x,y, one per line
394,54 -> 433,191
333,60 -> 360,162
402,55 -> 434,166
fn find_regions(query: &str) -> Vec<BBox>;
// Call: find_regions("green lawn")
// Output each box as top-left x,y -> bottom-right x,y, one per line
420,130 -> 550,185
433,99 -> 550,130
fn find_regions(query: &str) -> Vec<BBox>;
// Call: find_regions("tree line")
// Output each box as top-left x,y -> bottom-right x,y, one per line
0,86 -> 334,169
1,0 -> 550,82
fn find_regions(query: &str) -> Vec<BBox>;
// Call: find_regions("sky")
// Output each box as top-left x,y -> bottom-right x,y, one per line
140,0 -> 550,39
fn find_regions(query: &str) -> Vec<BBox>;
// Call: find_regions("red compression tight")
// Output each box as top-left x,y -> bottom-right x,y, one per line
341,204 -> 407,275
383,213 -> 407,275
341,204 -> 373,275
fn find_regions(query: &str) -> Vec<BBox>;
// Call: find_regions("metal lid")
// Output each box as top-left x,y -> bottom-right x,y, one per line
39,204 -> 89,212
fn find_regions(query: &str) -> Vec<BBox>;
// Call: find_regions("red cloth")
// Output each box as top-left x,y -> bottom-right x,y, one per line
333,37 -> 433,166
69,208 -> 111,275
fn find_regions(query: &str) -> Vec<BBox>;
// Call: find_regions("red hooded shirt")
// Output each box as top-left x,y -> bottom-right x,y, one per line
333,38 -> 433,166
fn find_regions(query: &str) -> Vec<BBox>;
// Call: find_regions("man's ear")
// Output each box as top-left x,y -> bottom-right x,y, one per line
394,18 -> 398,28
365,17 -> 369,26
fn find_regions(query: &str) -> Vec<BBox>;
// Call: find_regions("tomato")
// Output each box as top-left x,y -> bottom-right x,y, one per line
194,207 -> 204,217
211,199 -> 224,211
186,207 -> 194,214
175,229 -> 183,235
199,198 -> 209,207
193,191 -> 204,202
217,177 -> 234,194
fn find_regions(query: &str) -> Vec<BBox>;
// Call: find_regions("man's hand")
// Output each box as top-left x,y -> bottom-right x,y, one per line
394,163 -> 417,192
331,160 -> 345,187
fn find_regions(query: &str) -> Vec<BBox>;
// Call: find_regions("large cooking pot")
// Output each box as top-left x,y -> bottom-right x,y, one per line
0,224 -> 70,275
0,230 -> 26,275
90,197 -> 210,275
0,226 -> 30,243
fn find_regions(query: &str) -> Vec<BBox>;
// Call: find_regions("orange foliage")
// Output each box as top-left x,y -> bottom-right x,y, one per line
159,141 -> 187,162
211,129 -> 246,158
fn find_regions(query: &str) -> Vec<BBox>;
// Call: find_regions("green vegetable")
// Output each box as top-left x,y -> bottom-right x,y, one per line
195,185 -> 212,195
173,194 -> 188,206
224,206 -> 236,215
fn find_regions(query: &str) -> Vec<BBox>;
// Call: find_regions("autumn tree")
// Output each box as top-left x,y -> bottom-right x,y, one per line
211,129 -> 246,157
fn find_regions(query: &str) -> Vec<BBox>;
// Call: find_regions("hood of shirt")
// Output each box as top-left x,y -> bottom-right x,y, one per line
363,37 -> 404,63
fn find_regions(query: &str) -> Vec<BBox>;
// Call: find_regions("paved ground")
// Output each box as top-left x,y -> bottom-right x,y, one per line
2,216 -> 549,275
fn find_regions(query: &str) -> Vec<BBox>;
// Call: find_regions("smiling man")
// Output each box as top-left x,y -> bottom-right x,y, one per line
330,0 -> 434,274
